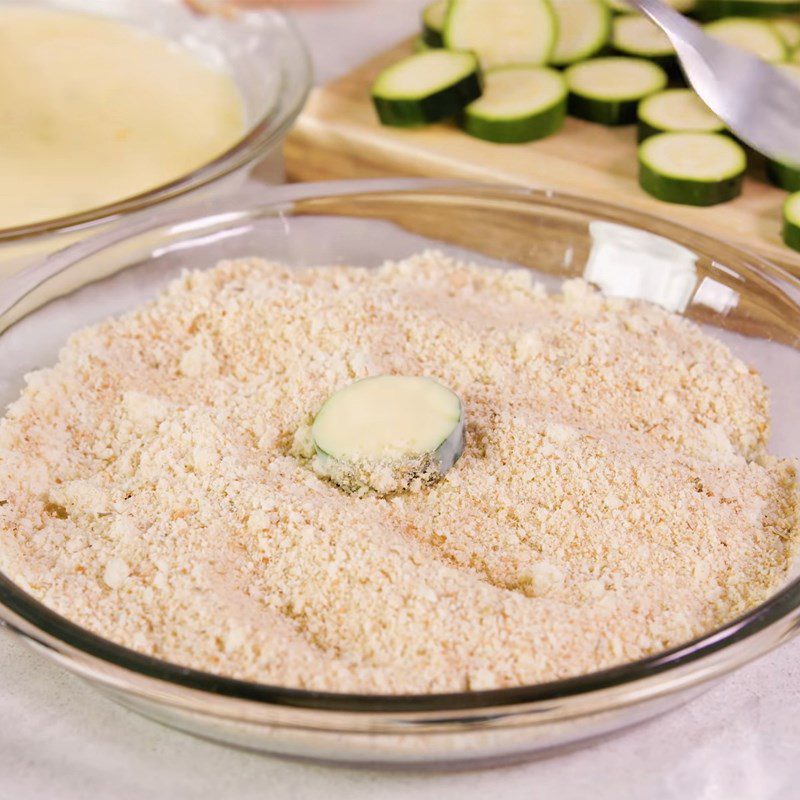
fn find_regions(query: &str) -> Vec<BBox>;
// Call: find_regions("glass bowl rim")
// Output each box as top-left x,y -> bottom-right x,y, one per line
0,5 -> 312,244
1,177 -> 799,714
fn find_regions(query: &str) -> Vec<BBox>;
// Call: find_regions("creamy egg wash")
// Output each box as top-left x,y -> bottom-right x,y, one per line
0,6 -> 245,228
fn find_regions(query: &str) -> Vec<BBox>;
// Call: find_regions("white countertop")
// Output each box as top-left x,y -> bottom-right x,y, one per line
3,3 -> 800,798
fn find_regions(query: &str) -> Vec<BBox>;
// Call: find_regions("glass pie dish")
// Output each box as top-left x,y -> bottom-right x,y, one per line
0,180 -> 798,768
0,0 -> 311,274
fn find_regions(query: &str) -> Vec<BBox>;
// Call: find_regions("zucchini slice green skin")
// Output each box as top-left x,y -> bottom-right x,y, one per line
311,375 -> 465,495
638,118 -> 728,141
464,100 -> 565,142
550,0 -> 612,66
413,35 -> 435,52
702,18 -> 790,62
568,94 -> 641,124
422,0 -> 449,46
445,0 -> 558,68
371,51 -> 482,127
637,89 -> 726,142
767,159 -> 800,191
611,14 -> 675,67
772,18 -> 800,49
462,67 -> 568,142
565,58 -> 667,125
695,0 -> 800,19
638,133 -> 746,206
421,26 -> 445,47
640,162 -> 744,205
784,193 -> 800,251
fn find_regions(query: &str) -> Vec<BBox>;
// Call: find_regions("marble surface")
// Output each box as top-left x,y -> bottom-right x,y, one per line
3,2 -> 800,798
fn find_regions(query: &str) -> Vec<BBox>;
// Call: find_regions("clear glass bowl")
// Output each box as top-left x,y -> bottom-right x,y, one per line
0,180 -> 798,768
0,0 -> 311,272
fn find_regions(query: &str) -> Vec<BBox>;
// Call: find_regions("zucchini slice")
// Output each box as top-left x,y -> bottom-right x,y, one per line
612,14 -> 676,67
695,0 -> 800,19
462,66 -> 567,142
565,57 -> 668,125
445,0 -> 558,68
772,18 -> 800,49
604,0 -> 696,13
766,65 -> 800,189
783,191 -> 800,251
637,88 -> 724,141
422,0 -> 449,47
638,132 -> 746,206
550,0 -> 611,65
311,375 -> 465,495
703,17 -> 788,60
371,50 -> 482,127
767,159 -> 800,190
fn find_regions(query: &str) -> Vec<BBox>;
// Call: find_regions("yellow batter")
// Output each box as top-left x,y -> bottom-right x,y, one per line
0,6 -> 245,229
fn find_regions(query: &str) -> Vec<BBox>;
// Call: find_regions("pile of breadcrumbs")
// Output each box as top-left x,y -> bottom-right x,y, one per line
0,252 -> 796,693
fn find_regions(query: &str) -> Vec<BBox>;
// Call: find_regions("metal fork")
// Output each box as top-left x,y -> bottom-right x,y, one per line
628,0 -> 800,165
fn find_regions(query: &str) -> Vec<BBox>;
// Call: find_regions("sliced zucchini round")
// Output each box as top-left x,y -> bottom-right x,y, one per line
637,88 -> 724,141
550,0 -> 611,66
612,14 -> 676,68
767,159 -> 800,190
462,66 -> 567,142
703,17 -> 788,60
445,0 -> 558,68
772,18 -> 800,49
765,67 -> 800,188
638,132 -> 746,206
371,50 -> 482,127
422,0 -> 449,47
604,0 -> 697,13
311,375 -> 465,495
783,191 -> 800,251
695,0 -> 800,19
565,57 -> 668,125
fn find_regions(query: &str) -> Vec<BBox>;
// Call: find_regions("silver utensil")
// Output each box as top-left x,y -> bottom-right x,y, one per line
627,0 -> 800,165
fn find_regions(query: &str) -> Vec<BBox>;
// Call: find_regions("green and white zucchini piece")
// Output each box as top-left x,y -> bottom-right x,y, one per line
637,88 -> 724,141
462,66 -> 567,142
422,0 -> 449,47
445,0 -> 558,68
612,14 -> 676,66
767,159 -> 800,190
772,18 -> 800,49
638,132 -> 746,206
703,17 -> 788,60
783,191 -> 800,251
565,57 -> 668,125
311,375 -> 465,494
371,50 -> 482,127
760,65 -> 800,187
550,0 -> 611,65
604,0 -> 696,13
695,0 -> 800,19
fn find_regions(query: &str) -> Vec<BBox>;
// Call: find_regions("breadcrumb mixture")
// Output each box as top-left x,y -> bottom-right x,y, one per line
0,252 -> 797,693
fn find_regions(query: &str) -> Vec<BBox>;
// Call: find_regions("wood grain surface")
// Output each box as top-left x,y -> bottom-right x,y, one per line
285,39 -> 800,276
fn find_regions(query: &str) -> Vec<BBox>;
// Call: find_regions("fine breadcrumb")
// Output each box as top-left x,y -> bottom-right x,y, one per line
0,251 -> 797,694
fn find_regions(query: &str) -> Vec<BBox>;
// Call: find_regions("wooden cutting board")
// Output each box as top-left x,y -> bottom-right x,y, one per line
285,38 -> 800,275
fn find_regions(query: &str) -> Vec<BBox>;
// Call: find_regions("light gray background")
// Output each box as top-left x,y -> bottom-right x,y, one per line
3,2 -> 799,798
